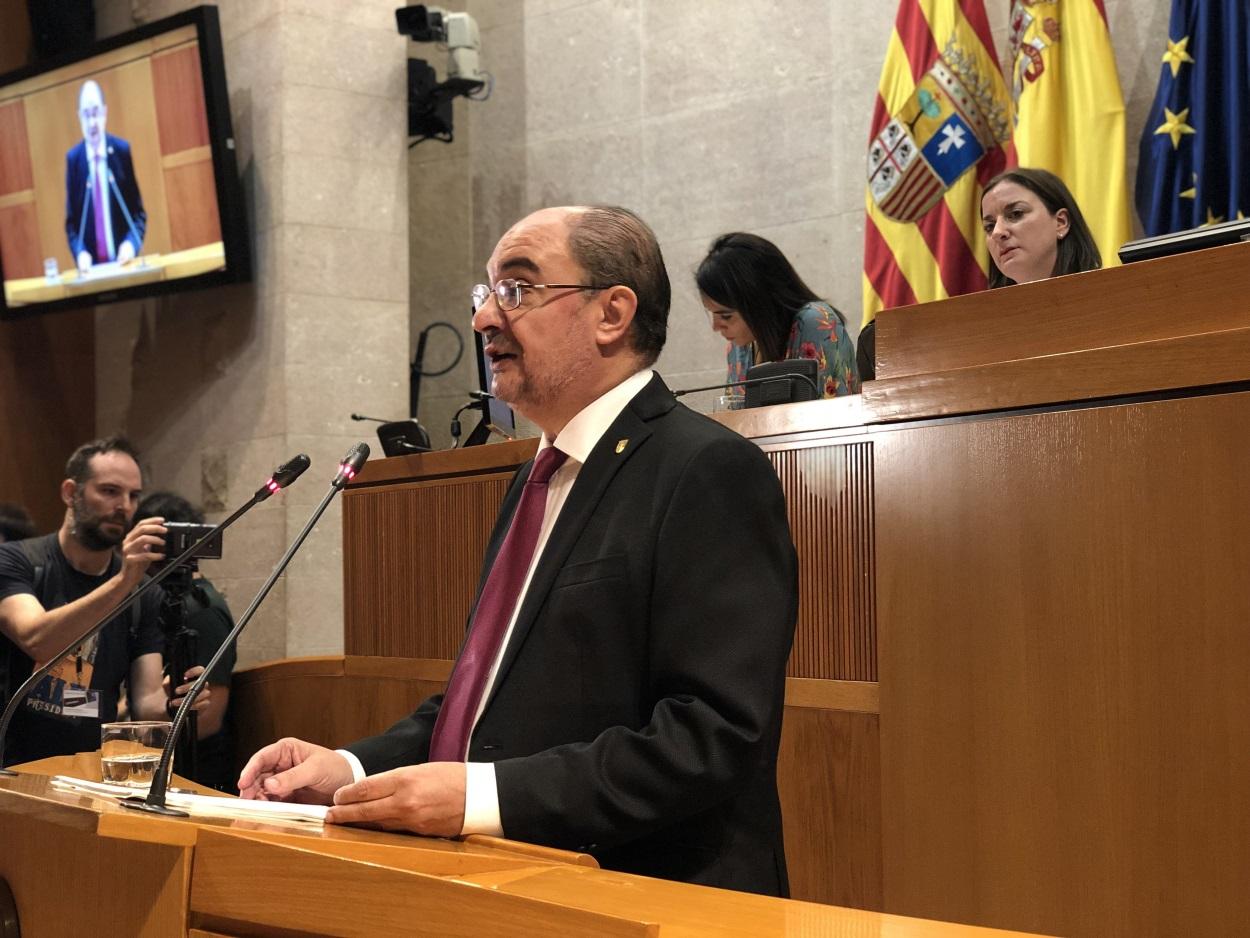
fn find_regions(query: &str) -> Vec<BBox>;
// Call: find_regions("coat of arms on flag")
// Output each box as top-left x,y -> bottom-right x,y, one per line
868,39 -> 1011,223
862,0 -> 1014,324
1008,0 -> 1062,104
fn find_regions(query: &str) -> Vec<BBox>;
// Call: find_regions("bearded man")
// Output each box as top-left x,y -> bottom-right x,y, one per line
0,437 -> 204,767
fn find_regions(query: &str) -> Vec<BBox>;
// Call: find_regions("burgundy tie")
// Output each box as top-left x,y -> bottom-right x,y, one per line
428,445 -> 569,762
92,155 -> 109,262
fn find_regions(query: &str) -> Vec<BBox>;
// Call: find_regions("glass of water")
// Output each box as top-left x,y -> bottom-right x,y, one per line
100,721 -> 172,787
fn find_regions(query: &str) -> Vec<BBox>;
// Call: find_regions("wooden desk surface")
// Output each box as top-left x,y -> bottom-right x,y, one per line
0,760 -> 1049,937
3,241 -> 226,306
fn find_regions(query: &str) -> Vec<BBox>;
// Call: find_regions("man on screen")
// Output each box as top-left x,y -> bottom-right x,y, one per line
239,206 -> 799,895
64,80 -> 146,273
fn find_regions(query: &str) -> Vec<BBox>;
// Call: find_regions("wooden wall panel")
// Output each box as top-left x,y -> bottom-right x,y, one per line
876,390 -> 1250,938
875,241 -> 1250,381
151,45 -> 209,155
777,706 -> 882,910
343,476 -> 511,658
0,199 -> 41,279
769,442 -> 876,681
0,99 -> 32,194
0,309 -> 95,530
163,158 -> 221,251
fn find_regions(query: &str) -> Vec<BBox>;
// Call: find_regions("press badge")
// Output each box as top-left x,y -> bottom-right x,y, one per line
27,640 -> 101,719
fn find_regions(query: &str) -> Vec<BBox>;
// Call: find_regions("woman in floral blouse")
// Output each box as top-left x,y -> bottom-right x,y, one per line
696,233 -> 859,399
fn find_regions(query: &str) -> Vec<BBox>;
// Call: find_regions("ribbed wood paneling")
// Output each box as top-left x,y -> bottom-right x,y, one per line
343,476 -> 511,658
769,442 -> 876,681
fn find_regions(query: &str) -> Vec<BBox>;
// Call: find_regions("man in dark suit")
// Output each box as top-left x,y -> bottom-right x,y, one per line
64,80 -> 146,273
238,206 -> 798,895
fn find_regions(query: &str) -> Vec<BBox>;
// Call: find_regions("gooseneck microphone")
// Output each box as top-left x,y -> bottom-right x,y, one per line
0,454 -> 311,774
672,373 -> 821,398
123,443 -> 370,816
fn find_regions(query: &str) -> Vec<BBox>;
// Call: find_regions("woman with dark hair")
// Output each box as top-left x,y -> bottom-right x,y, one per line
981,167 -> 1102,288
697,232 -> 859,399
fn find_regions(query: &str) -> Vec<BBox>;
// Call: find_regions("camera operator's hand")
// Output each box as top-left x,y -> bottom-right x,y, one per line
164,666 -> 211,715
118,517 -> 167,589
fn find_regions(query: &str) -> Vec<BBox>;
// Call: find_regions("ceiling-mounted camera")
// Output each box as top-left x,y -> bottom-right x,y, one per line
395,5 -> 489,145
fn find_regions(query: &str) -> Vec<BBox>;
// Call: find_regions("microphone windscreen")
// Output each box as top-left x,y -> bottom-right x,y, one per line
272,453 -> 312,488
342,442 -> 370,473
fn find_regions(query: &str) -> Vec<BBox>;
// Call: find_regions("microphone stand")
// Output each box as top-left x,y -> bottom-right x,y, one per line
0,454 -> 310,775
123,443 -> 371,816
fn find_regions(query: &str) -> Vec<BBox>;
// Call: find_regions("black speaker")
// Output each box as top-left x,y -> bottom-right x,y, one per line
743,359 -> 820,408
376,419 -> 431,457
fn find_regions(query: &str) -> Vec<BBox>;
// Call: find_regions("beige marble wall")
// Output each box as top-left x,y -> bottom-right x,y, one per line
94,0 -> 408,664
409,0 -> 1174,440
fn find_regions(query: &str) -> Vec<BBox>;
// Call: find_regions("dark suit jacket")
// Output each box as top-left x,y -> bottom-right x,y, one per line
65,134 -> 147,263
348,374 -> 798,895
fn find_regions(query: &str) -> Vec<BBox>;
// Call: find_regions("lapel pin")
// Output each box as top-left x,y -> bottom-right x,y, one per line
615,438 -> 629,454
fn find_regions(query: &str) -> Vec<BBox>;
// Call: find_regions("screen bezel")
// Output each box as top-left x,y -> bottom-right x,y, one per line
0,4 -> 251,320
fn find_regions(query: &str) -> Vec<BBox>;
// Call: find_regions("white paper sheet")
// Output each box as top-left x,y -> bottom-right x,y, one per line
51,775 -> 328,825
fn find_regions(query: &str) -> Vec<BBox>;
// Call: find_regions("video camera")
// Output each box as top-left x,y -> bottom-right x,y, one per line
150,521 -> 222,573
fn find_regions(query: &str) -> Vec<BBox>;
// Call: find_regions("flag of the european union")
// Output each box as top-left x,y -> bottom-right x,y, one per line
1135,0 -> 1250,235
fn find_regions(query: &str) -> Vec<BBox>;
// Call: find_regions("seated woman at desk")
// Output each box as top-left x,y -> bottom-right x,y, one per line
981,167 -> 1102,287
697,232 -> 859,398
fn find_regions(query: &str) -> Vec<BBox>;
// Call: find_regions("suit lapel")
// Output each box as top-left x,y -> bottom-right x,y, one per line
480,375 -> 674,714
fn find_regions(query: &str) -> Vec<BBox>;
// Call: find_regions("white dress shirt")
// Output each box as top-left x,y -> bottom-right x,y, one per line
341,368 -> 655,835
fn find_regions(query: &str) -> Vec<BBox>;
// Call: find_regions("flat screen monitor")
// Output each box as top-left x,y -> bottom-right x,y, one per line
1118,216 -> 1250,265
474,328 -> 516,438
0,5 -> 250,318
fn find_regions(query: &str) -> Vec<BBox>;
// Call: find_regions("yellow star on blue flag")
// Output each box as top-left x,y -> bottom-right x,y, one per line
1155,106 -> 1196,149
1136,1 -> 1250,236
1162,36 -> 1195,77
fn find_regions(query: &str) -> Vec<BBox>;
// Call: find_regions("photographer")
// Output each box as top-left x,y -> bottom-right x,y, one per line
133,492 -> 236,791
0,437 -> 207,767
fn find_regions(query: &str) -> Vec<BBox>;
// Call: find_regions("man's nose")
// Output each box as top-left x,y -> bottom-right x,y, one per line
472,299 -> 504,334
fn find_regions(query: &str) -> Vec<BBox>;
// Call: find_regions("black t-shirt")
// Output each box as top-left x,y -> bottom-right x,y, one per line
0,533 -> 164,765
181,576 -> 237,790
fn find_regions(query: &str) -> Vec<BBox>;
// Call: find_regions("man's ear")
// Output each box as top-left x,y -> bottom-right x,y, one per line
594,284 -> 639,349
60,479 -> 76,509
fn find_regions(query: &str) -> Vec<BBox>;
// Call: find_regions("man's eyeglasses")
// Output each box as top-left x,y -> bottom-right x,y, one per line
471,279 -> 612,313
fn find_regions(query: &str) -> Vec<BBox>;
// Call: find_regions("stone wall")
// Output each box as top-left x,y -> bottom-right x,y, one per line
409,0 -> 1173,443
94,0 -> 408,664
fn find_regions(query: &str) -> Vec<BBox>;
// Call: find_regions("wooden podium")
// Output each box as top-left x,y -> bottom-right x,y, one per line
0,755 -> 1041,937
229,240 -> 1250,938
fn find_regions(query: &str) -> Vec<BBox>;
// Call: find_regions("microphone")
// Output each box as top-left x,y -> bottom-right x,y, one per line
123,443 -> 371,816
333,441 -> 370,488
0,454 -> 311,774
106,169 -> 143,258
672,373 -> 821,399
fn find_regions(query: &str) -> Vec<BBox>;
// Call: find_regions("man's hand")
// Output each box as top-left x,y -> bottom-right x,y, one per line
76,250 -> 92,273
164,666 -> 210,714
117,241 -> 135,265
326,762 -> 466,837
118,518 -> 166,589
237,738 -> 354,805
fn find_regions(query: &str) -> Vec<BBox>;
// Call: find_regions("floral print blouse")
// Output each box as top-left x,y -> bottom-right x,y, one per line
726,300 -> 860,398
